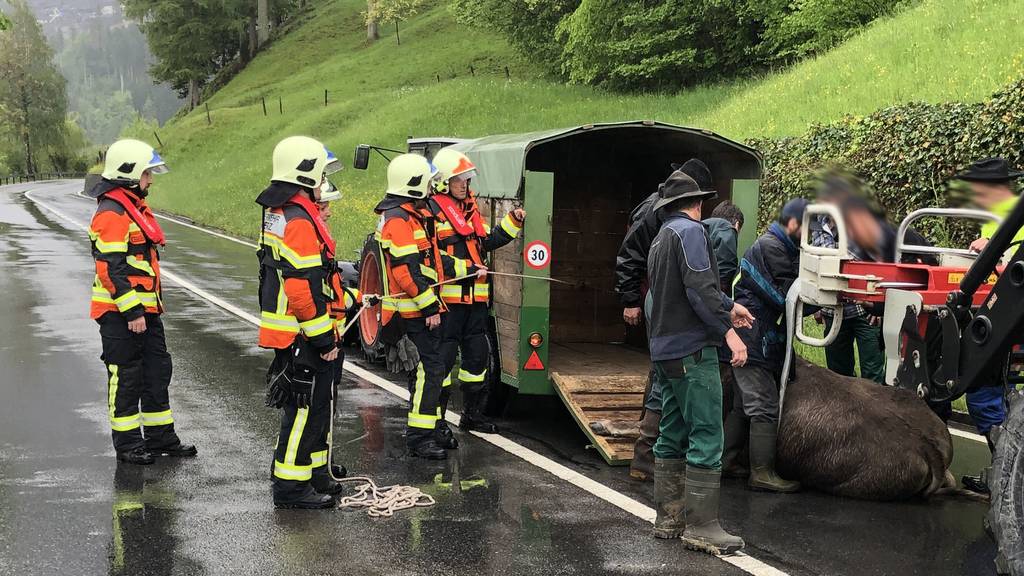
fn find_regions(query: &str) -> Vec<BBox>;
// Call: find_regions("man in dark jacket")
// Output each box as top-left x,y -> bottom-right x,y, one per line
724,199 -> 809,493
618,159 -> 715,482
704,201 -> 745,293
646,171 -> 751,553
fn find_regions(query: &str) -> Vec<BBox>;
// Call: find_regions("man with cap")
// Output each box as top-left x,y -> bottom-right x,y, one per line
646,171 -> 752,554
721,199 -> 809,493
616,159 -> 717,482
958,157 -> 1024,254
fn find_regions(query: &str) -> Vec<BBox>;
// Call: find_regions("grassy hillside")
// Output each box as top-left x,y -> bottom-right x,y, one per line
133,0 -> 1024,257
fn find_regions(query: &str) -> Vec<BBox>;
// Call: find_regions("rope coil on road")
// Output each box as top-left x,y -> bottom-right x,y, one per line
335,477 -> 436,517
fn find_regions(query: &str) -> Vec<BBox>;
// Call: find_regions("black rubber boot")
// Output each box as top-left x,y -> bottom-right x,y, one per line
682,466 -> 744,555
652,457 -> 686,538
408,438 -> 448,460
721,410 -> 749,479
117,446 -> 154,466
148,442 -> 198,458
459,413 -> 498,433
311,466 -> 344,496
436,389 -> 459,449
630,409 -> 660,482
331,463 -> 347,479
747,422 -> 800,493
273,482 -> 334,509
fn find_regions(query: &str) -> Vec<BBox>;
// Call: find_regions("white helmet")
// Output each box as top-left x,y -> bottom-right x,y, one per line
101,139 -> 168,184
432,148 -> 477,194
385,154 -> 437,199
271,136 -> 342,188
319,179 -> 342,202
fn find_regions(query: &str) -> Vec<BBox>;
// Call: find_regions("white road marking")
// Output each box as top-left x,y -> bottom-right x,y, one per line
949,426 -> 988,443
25,183 -> 979,576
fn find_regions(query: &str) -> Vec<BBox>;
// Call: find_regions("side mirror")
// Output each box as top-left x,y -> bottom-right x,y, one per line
353,144 -> 371,170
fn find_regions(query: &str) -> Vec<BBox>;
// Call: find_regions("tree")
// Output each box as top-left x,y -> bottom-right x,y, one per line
367,0 -> 380,40
0,0 -> 69,174
365,0 -> 429,44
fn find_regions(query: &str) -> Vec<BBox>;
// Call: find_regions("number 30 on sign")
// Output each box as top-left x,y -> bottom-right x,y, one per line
524,240 -> 551,270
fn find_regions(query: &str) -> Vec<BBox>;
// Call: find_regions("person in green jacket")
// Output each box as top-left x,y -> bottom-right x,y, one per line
957,157 -> 1024,253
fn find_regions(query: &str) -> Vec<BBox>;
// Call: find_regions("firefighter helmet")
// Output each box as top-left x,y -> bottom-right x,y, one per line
385,154 -> 437,199
432,148 -> 477,194
101,139 -> 168,184
319,178 -> 342,202
271,136 -> 342,189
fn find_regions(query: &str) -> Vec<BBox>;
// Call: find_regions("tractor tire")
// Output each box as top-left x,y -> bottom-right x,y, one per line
358,235 -> 387,364
990,390 -> 1024,575
484,315 -> 515,417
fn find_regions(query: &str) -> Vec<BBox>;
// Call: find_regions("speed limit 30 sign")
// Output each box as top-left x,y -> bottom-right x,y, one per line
524,240 -> 551,270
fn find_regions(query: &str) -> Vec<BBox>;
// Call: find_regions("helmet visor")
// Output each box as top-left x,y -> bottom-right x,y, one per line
324,147 -> 343,175
147,150 -> 169,174
451,170 -> 476,183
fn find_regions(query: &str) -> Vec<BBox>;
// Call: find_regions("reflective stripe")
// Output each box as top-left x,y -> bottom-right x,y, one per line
474,283 -> 489,297
111,413 -> 141,432
113,290 -> 142,312
275,271 -> 288,314
458,368 -> 487,383
483,223 -> 492,233
440,285 -> 464,299
408,363 -> 438,429
436,222 -> 453,232
413,229 -> 427,240
442,374 -> 452,388
261,311 -> 300,334
310,450 -> 328,467
334,318 -> 352,332
299,313 -> 333,337
107,363 -> 140,432
263,235 -> 321,269
382,297 -> 422,313
454,258 -> 467,278
126,257 -> 155,276
90,230 -> 129,253
420,264 -> 438,281
141,410 -> 174,426
412,289 -> 437,310
387,243 -> 418,258
500,213 -> 521,237
407,412 -> 439,429
273,460 -> 312,481
137,291 -> 159,308
284,407 -> 309,467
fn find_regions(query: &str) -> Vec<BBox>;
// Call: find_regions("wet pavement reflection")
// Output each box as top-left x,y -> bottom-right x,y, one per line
0,182 -> 1000,576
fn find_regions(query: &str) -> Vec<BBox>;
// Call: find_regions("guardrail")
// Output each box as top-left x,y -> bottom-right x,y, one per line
1,172 -> 88,185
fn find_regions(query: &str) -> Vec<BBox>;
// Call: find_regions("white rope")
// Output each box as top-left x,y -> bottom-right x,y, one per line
335,476 -> 436,518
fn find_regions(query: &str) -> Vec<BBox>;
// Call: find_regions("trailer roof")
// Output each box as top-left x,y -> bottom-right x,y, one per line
450,121 -> 762,200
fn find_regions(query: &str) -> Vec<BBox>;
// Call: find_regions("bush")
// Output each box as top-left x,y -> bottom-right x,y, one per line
750,78 -> 1024,243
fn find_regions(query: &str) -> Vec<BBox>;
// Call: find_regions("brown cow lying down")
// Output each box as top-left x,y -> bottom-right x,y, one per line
777,359 -> 955,501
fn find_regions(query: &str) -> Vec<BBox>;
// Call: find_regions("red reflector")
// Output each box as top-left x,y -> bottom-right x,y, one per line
523,350 -> 544,370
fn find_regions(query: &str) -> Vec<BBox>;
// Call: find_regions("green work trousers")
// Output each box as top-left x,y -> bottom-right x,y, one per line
652,346 -> 724,469
824,314 -> 885,384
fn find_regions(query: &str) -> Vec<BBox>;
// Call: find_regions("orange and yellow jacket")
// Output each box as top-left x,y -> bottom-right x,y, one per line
257,195 -> 338,352
432,193 -> 522,305
88,184 -> 164,321
374,197 -> 477,326
327,269 -> 360,337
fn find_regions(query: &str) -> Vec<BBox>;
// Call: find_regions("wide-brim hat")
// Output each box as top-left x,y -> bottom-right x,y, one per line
954,157 -> 1024,183
669,158 -> 716,192
652,171 -> 717,212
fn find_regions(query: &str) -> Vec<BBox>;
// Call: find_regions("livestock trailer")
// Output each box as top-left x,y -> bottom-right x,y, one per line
357,121 -> 763,464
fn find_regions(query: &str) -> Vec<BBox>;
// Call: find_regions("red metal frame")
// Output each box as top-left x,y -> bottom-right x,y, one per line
839,261 -> 1000,307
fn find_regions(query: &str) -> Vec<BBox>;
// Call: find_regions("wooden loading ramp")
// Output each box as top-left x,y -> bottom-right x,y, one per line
548,343 -> 650,465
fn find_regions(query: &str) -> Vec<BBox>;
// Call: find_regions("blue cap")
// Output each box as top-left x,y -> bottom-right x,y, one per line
781,198 -> 809,224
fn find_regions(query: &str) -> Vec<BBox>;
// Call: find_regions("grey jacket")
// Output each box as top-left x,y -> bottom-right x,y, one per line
647,213 -> 733,362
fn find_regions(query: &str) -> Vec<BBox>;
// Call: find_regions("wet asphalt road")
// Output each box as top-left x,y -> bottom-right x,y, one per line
0,181 -> 999,576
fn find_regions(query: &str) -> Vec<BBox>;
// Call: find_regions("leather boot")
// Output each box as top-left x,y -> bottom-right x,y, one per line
681,466 -> 744,555
273,481 -> 334,509
310,466 -> 344,495
630,409 -> 660,481
459,388 -> 499,433
116,446 -> 154,466
747,421 -> 800,493
721,410 -> 749,478
652,457 -> 686,538
436,389 -> 459,449
408,437 -> 447,460
148,441 -> 198,458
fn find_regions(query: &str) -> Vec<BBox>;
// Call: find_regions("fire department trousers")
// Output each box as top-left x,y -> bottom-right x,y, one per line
405,317 -> 446,444
272,347 -> 335,490
310,351 -> 344,476
98,312 -> 180,453
652,347 -> 724,469
440,303 -> 490,414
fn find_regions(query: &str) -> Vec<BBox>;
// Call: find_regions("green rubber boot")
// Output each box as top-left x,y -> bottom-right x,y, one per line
682,466 -> 744,555
652,458 -> 686,539
748,422 -> 801,493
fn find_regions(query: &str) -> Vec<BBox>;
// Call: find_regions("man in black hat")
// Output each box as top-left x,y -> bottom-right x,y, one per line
956,157 -> 1024,253
646,171 -> 752,554
616,159 -> 715,482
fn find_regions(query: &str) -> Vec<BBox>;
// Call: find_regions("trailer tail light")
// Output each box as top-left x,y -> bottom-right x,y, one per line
528,332 -> 543,348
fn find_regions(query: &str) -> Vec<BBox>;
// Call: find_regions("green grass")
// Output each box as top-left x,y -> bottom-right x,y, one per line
130,0 -> 1024,258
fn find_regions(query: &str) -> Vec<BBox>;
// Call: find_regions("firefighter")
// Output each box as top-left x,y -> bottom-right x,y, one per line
374,153 -> 485,460
257,136 -> 343,509
645,171 -> 752,553
88,138 -> 197,465
430,148 -> 525,444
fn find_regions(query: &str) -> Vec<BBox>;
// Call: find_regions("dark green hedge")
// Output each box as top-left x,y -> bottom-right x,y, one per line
749,78 -> 1024,243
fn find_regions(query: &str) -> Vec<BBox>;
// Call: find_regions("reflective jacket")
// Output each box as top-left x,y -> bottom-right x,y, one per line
432,193 -> 522,305
89,183 -> 163,320
257,197 -> 337,352
374,197 -> 476,325
327,268 -> 360,337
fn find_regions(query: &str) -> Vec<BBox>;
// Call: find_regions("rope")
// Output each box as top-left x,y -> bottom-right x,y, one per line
335,476 -> 436,517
